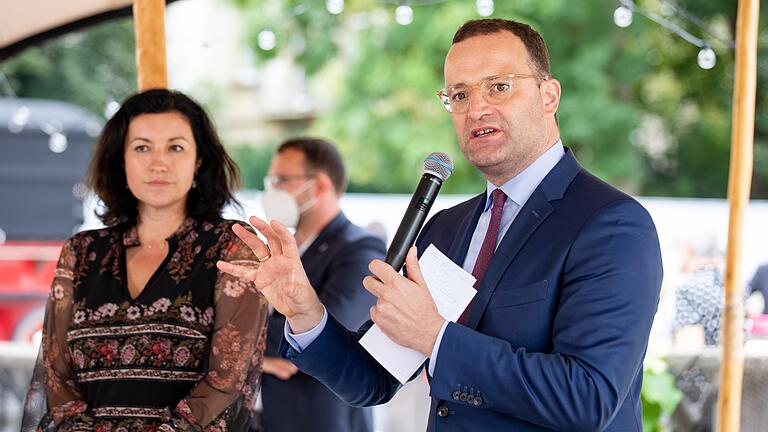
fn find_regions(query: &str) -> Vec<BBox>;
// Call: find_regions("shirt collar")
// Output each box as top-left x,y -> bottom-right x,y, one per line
484,139 -> 565,211
122,217 -> 197,247
298,234 -> 318,256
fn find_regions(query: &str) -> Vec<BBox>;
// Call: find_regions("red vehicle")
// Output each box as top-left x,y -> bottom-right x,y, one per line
0,242 -> 61,343
0,97 -> 99,343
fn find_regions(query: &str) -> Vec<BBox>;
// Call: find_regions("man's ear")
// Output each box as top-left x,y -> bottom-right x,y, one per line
315,172 -> 335,195
540,78 -> 561,116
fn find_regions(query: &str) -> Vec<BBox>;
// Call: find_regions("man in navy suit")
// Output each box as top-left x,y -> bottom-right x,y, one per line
256,138 -> 384,432
221,19 -> 663,432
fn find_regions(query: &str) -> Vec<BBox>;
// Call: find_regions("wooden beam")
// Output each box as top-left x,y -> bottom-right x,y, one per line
133,0 -> 168,91
717,0 -> 759,430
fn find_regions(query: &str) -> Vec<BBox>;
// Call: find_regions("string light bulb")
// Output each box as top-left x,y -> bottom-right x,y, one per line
48,132 -> 68,153
697,46 -> 716,69
326,0 -> 344,15
613,5 -> 633,28
476,0 -> 494,17
258,29 -> 277,51
8,105 -> 30,133
395,4 -> 413,26
104,99 -> 120,119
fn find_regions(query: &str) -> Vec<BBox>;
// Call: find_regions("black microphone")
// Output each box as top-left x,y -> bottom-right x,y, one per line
384,152 -> 454,271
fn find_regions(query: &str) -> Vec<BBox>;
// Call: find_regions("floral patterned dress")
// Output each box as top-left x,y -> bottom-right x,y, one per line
22,217 -> 268,432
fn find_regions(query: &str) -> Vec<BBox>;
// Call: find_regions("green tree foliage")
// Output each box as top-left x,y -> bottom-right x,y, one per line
234,0 -> 767,197
636,0 -> 768,198
641,357 -> 683,432
230,142 -> 278,189
1,19 -> 137,116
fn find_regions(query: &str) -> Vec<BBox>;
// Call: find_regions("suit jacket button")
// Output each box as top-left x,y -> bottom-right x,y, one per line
452,391 -> 461,401
459,392 -> 468,402
436,406 -> 449,417
473,396 -> 483,406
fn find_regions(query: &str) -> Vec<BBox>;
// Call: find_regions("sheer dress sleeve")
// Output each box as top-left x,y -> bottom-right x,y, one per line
164,226 -> 269,431
22,238 -> 94,431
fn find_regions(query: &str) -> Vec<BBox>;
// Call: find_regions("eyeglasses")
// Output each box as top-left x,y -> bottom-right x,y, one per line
436,73 -> 548,114
264,174 -> 315,188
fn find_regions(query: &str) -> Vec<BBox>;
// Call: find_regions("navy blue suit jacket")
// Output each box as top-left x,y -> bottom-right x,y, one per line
282,150 -> 663,431
262,212 -> 384,432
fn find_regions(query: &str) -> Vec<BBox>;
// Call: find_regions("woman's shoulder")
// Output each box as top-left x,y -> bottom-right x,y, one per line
64,225 -> 121,250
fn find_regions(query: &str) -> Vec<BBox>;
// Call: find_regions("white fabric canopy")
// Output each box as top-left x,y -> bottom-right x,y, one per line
0,0 -> 177,60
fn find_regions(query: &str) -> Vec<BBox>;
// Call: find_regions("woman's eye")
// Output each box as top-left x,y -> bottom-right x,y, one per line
170,144 -> 185,152
134,145 -> 149,152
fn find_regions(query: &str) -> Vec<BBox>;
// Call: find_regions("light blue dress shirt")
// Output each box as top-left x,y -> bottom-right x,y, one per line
285,141 -> 566,377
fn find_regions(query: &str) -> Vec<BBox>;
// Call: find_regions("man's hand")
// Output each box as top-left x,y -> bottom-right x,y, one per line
262,357 -> 300,380
363,246 -> 445,356
217,216 -> 324,333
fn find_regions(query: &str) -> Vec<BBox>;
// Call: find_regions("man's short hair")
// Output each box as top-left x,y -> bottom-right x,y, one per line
277,137 -> 348,195
452,19 -> 551,78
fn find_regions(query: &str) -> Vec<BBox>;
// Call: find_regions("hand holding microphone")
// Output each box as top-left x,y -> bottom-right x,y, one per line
363,152 -> 454,355
385,152 -> 454,271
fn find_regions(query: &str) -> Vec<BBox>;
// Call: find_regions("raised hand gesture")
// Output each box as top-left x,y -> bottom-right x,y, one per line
217,216 -> 324,333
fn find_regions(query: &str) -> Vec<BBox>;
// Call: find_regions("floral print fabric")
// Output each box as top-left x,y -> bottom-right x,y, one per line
22,218 -> 267,432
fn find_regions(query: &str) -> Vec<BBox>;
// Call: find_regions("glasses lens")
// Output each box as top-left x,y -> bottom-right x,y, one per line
437,91 -> 453,113
446,87 -> 469,114
483,76 -> 514,103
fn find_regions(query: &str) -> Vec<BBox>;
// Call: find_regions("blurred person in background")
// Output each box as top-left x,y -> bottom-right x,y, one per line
255,138 -> 384,432
672,238 -> 725,348
747,263 -> 768,315
22,89 -> 268,431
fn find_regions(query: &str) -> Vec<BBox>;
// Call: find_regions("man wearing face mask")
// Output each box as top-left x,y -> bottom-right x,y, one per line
257,137 -> 385,432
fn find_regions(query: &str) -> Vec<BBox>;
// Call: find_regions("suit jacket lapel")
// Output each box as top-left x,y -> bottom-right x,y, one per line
463,149 -> 582,330
301,212 -> 348,289
445,194 -> 486,266
465,188 -> 554,329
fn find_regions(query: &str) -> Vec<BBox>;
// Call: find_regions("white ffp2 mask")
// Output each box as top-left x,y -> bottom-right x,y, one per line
261,180 -> 316,228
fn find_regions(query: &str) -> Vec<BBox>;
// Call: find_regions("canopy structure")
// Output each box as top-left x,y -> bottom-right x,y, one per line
0,0 -> 178,61
1,0 -> 133,60
718,0 -> 759,430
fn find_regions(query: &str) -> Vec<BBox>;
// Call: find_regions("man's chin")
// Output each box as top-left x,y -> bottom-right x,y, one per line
464,151 -> 505,170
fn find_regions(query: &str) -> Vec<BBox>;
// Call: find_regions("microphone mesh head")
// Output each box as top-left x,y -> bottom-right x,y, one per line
423,152 -> 454,181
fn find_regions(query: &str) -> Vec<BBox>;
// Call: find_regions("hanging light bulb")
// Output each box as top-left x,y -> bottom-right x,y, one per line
476,0 -> 494,17
613,6 -> 633,28
697,46 -> 716,69
104,99 -> 120,119
8,105 -> 30,133
395,4 -> 413,26
85,121 -> 102,137
258,28 -> 276,51
326,0 -> 344,15
49,132 -> 68,153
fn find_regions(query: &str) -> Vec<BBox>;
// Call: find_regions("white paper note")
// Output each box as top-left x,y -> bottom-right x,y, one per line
359,244 -> 477,384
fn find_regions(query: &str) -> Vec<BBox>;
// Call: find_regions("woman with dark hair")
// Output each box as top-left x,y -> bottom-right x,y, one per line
22,89 -> 268,432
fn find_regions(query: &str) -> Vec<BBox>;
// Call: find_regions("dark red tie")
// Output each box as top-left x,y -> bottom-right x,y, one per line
458,188 -> 507,324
